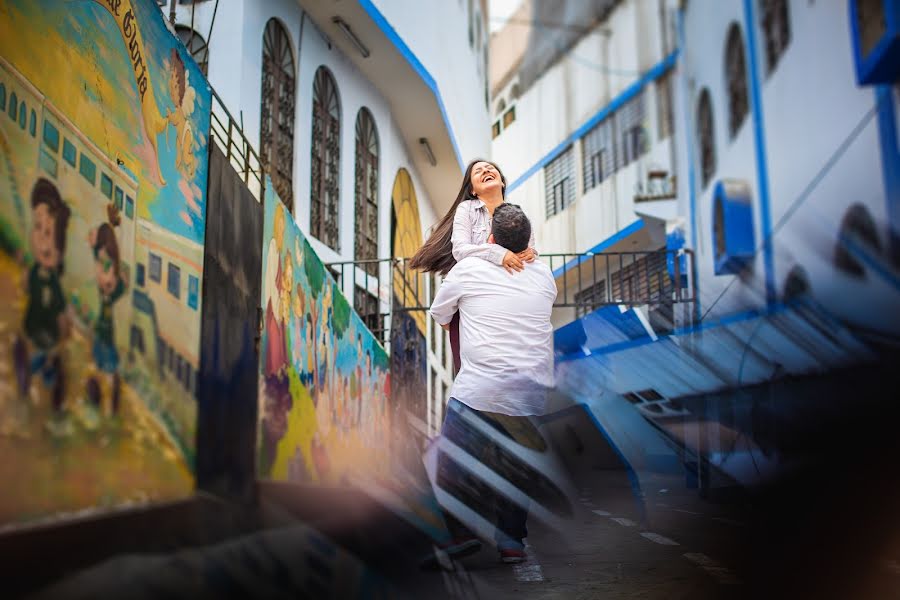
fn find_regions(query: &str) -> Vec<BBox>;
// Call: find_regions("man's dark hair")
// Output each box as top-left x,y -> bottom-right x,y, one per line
491,203 -> 531,253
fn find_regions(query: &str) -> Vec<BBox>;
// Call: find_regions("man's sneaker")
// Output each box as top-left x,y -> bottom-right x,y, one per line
442,537 -> 482,559
499,547 -> 527,564
419,537 -> 483,570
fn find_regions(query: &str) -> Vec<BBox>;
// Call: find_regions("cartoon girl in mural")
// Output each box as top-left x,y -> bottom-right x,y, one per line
164,48 -> 199,181
260,205 -> 292,473
291,282 -> 304,374
263,205 -> 288,377
84,204 -> 128,417
12,178 -> 72,426
319,283 -> 335,396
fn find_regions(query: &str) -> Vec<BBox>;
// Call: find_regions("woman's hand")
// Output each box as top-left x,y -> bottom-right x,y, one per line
501,251 -> 524,274
517,248 -> 536,263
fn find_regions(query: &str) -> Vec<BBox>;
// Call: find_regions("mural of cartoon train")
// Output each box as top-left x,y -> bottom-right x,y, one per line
0,56 -> 201,402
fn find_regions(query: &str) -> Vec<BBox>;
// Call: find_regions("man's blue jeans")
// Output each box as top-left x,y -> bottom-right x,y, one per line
437,399 -> 530,551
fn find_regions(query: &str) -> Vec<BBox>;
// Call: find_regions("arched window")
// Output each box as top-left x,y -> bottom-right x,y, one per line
260,19 -> 296,211
475,10 -> 483,50
18,101 -> 26,129
0,83 -> 6,111
175,25 -> 209,76
835,204 -> 881,277
354,108 -> 379,273
725,23 -> 748,139
510,83 -> 521,100
29,109 -> 36,137
467,0 -> 474,47
696,88 -> 716,189
761,0 -> 791,75
495,99 -> 506,117
310,66 -> 341,251
783,266 -> 810,302
8,91 -> 17,121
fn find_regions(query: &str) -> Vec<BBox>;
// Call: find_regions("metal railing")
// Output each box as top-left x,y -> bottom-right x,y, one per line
209,88 -> 265,201
543,249 -> 696,308
326,258 -> 429,347
327,249 -> 696,345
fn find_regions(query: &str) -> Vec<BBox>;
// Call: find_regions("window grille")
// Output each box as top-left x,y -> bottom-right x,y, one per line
696,89 -> 716,189
761,0 -> 791,75
260,19 -> 296,211
574,280 -> 607,318
582,118 -> 614,192
544,146 -> 575,218
502,106 -> 516,128
657,72 -> 674,141
615,92 -> 647,169
354,108 -> 379,275
175,25 -> 209,75
311,66 -> 341,251
725,24 -> 749,138
354,287 -> 380,336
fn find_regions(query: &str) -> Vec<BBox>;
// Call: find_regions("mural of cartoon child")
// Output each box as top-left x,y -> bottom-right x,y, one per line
263,205 -> 288,378
13,178 -> 72,419
291,281 -> 304,371
85,204 -> 128,417
319,283 -> 335,395
260,206 -> 294,474
164,48 -> 199,181
352,333 -> 363,425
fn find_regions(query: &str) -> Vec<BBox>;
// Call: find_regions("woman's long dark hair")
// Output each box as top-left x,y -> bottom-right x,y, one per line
409,158 -> 507,275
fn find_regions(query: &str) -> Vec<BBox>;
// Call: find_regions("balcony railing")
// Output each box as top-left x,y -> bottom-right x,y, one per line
327,249 -> 696,346
209,88 -> 265,200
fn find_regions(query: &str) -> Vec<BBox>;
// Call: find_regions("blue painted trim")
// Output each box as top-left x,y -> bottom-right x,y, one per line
506,51 -> 679,194
875,85 -> 900,246
551,219 -> 645,278
675,9 -> 702,320
849,0 -> 900,85
356,0 -> 464,171
742,0 -> 776,306
711,180 -> 755,275
557,302 -> 793,363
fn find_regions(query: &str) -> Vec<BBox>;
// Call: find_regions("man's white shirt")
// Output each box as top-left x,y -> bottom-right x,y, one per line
429,256 -> 558,417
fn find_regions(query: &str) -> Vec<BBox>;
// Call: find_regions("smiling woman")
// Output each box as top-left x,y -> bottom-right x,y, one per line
409,158 -> 538,370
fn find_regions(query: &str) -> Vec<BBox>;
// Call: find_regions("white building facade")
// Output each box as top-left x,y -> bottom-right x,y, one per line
163,0 -> 492,434
492,0 -> 899,338
675,0 -> 900,335
490,0 -> 681,328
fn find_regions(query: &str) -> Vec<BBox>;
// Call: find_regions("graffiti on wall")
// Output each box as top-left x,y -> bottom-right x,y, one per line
0,0 -> 211,525
258,185 -> 393,485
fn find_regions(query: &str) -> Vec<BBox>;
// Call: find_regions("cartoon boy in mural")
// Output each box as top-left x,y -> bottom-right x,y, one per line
164,48 -> 199,181
13,178 -> 72,422
84,204 -> 128,417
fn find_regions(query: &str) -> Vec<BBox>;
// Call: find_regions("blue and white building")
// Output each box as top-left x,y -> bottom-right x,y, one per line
492,0 -> 900,491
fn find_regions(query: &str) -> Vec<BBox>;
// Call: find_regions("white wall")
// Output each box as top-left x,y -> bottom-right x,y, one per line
371,0 -> 492,172
676,0 -> 895,330
170,0 -> 440,264
492,0 -> 674,254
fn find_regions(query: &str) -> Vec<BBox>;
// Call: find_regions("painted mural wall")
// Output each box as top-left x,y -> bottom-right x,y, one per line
0,0 -> 211,525
258,185 -> 393,485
